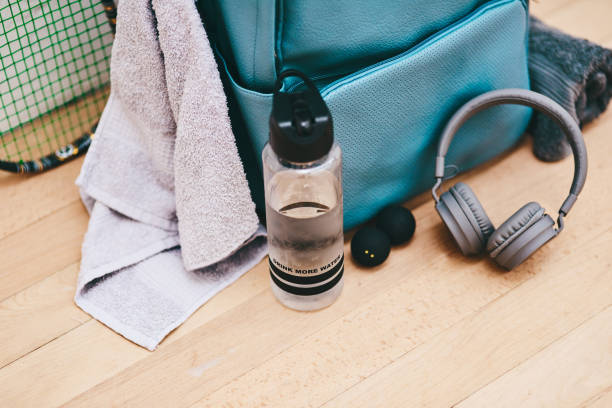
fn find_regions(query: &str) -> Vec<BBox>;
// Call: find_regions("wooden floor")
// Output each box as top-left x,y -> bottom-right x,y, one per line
1,1 -> 612,406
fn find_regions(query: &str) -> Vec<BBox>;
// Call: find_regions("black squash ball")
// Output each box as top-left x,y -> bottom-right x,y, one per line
350,226 -> 391,267
376,205 -> 416,245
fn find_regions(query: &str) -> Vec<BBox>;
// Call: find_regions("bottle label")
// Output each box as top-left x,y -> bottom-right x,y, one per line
268,253 -> 344,296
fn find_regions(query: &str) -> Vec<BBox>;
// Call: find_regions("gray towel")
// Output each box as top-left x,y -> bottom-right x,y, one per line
75,0 -> 267,350
529,16 -> 612,161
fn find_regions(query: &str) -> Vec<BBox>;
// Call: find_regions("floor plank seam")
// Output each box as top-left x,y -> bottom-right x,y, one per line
1,264 -> 87,369
0,257 -> 83,304
0,197 -> 82,246
450,302 -> 612,408
0,320 -> 87,371
578,384 -> 612,408
316,253 -> 611,407
124,297 -> 357,408
4,4 -> 612,404
62,287 -> 278,406
180,221 -> 611,407
61,251 -> 443,406
0,261 -> 81,304
193,267 -> 535,406
183,261 -> 485,405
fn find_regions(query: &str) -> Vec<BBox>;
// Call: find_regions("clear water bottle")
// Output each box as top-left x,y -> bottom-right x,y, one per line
263,70 -> 344,311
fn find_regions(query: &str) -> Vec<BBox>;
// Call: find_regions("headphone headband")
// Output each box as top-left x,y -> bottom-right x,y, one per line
433,89 -> 588,217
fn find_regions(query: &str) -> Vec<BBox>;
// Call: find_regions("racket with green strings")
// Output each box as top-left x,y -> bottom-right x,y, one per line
0,0 -> 116,174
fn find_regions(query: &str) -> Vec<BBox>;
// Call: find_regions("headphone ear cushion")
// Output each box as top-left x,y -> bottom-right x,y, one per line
450,182 -> 494,241
487,202 -> 544,256
436,186 -> 490,256
487,202 -> 557,270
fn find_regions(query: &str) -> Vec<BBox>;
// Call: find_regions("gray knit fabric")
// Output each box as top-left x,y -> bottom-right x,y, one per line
529,16 -> 612,161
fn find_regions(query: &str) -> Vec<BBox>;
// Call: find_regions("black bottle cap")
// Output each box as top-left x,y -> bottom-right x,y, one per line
269,70 -> 334,163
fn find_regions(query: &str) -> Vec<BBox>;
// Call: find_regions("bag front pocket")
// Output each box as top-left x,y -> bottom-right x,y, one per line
225,0 -> 531,229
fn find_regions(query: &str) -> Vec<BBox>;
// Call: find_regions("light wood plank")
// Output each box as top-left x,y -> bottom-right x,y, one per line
0,259 -> 271,407
0,152 -> 84,241
197,225 -> 612,406
192,96 -> 611,406
582,387 -> 612,408
530,0 -> 576,17
1,1 -> 610,407
604,35 -> 612,48
0,183 -> 514,408
0,201 -> 88,301
60,110 -> 612,406
0,86 -> 106,240
322,230 -> 612,408
457,305 -> 612,408
0,222 -> 271,373
3,102 -> 608,407
0,319 -> 150,408
1,243 -> 435,406
531,0 -> 612,43
0,263 -> 88,368
53,131 -> 574,407
193,259 -> 518,407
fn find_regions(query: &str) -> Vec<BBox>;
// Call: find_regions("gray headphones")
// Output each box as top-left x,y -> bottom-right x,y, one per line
432,89 -> 588,270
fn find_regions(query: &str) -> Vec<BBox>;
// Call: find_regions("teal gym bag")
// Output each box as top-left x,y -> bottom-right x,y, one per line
197,0 -> 532,229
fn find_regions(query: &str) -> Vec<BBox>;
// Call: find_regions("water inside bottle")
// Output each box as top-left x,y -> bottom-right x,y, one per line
265,171 -> 344,311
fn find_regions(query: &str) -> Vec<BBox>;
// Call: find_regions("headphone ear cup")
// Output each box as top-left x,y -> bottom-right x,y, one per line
487,202 -> 558,270
436,183 -> 492,256
450,182 -> 495,241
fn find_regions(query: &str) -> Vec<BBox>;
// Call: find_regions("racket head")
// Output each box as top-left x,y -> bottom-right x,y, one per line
0,0 -> 116,173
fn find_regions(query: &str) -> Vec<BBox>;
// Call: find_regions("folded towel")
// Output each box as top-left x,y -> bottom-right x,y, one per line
529,16 -> 612,161
75,0 -> 267,351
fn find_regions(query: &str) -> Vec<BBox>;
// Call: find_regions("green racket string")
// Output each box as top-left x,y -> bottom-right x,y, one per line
0,0 -> 113,163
